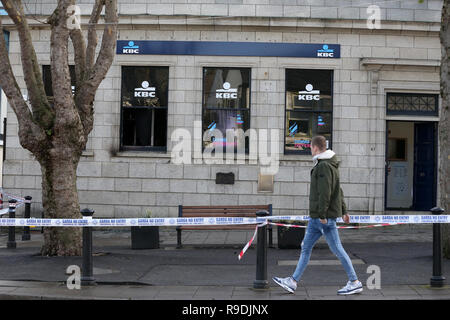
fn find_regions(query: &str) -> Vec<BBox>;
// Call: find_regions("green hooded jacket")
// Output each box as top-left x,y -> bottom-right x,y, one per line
309,150 -> 347,219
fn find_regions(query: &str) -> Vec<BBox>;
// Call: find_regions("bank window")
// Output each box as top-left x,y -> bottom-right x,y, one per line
202,67 -> 251,153
120,66 -> 169,151
42,65 -> 76,103
285,69 -> 333,154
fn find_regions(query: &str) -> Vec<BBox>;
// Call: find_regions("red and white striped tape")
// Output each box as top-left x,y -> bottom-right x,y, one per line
238,222 -> 267,260
238,221 -> 405,260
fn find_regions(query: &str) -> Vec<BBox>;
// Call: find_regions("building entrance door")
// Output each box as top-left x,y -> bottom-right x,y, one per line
385,121 -> 437,211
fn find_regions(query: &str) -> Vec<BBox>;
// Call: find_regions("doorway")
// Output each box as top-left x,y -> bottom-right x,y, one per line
385,121 -> 437,211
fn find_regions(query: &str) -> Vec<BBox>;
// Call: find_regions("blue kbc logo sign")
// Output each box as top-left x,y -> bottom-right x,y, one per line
123,41 -> 139,54
317,44 -> 334,57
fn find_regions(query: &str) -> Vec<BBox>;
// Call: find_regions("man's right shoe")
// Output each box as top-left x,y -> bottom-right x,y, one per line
272,276 -> 297,294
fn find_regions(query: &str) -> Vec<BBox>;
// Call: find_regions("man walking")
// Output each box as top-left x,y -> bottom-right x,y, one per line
273,135 -> 363,295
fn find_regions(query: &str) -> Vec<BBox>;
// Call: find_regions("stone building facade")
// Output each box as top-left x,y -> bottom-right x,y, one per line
1,0 -> 444,218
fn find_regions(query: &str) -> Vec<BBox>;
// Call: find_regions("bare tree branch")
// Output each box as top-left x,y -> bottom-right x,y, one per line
69,27 -> 87,90
76,0 -> 117,139
1,0 -> 54,130
0,16 -> 47,154
86,0 -> 105,70
48,0 -> 84,147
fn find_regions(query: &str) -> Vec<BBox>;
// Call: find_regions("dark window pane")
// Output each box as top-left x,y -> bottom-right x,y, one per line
285,69 -> 333,154
122,108 -> 152,146
388,138 -> 407,161
120,66 -> 169,150
122,66 -> 169,107
286,69 -> 332,112
42,65 -> 76,97
203,67 -> 250,109
153,108 -> 167,147
202,67 -> 251,153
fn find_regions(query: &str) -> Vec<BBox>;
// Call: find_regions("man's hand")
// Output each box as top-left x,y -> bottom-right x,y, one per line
343,214 -> 350,224
320,218 -> 327,224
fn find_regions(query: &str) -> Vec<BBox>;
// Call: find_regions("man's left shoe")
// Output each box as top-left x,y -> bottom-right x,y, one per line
337,280 -> 363,295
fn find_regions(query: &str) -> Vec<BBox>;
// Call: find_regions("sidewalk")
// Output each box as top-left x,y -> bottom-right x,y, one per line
1,280 -> 449,300
0,224 -> 449,300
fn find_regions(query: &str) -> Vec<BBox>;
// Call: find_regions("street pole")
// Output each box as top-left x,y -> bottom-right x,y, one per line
81,208 -> 96,286
254,210 -> 269,289
7,199 -> 17,249
430,207 -> 446,287
22,196 -> 32,241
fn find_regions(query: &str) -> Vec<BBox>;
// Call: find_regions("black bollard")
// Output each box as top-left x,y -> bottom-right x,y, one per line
81,208 -> 96,286
7,199 -> 17,249
22,196 -> 32,241
430,207 -> 446,287
253,210 -> 269,289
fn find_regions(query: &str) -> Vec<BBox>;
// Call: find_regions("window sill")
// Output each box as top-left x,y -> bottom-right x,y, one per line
111,151 -> 312,163
114,151 -> 171,159
280,154 -> 312,162
81,150 -> 94,157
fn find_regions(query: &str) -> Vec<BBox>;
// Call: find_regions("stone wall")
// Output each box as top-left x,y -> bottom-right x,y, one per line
23,0 -> 444,23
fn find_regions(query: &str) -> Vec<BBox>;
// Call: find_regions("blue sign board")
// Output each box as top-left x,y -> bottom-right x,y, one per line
117,40 -> 340,58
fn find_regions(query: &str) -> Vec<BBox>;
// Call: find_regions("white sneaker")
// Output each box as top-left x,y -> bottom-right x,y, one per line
337,280 -> 363,295
272,276 -> 297,294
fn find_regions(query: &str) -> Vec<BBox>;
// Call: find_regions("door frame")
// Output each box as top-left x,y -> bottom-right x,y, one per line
384,120 -> 438,211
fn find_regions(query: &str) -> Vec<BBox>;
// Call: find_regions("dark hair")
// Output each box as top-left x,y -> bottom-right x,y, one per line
311,135 -> 327,151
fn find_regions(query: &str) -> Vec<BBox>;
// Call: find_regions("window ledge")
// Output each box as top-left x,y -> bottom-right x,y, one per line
81,150 -> 94,157
280,154 -> 312,162
114,151 -> 171,159
112,151 -> 312,163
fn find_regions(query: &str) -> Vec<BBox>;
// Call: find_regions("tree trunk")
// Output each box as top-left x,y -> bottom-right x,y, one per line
39,151 -> 82,256
0,0 -> 117,256
440,0 -> 450,258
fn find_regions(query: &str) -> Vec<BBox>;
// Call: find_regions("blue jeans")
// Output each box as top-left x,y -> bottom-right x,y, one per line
292,218 -> 358,282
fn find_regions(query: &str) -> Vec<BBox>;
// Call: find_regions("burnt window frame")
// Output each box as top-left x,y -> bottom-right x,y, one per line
201,66 -> 252,154
284,68 -> 334,155
119,66 -> 169,152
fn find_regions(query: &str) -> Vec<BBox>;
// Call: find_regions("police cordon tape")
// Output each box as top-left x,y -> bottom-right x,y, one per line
238,220 -> 410,260
0,215 -> 449,227
1,214 -> 449,260
0,189 -> 27,217
237,214 -> 449,260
